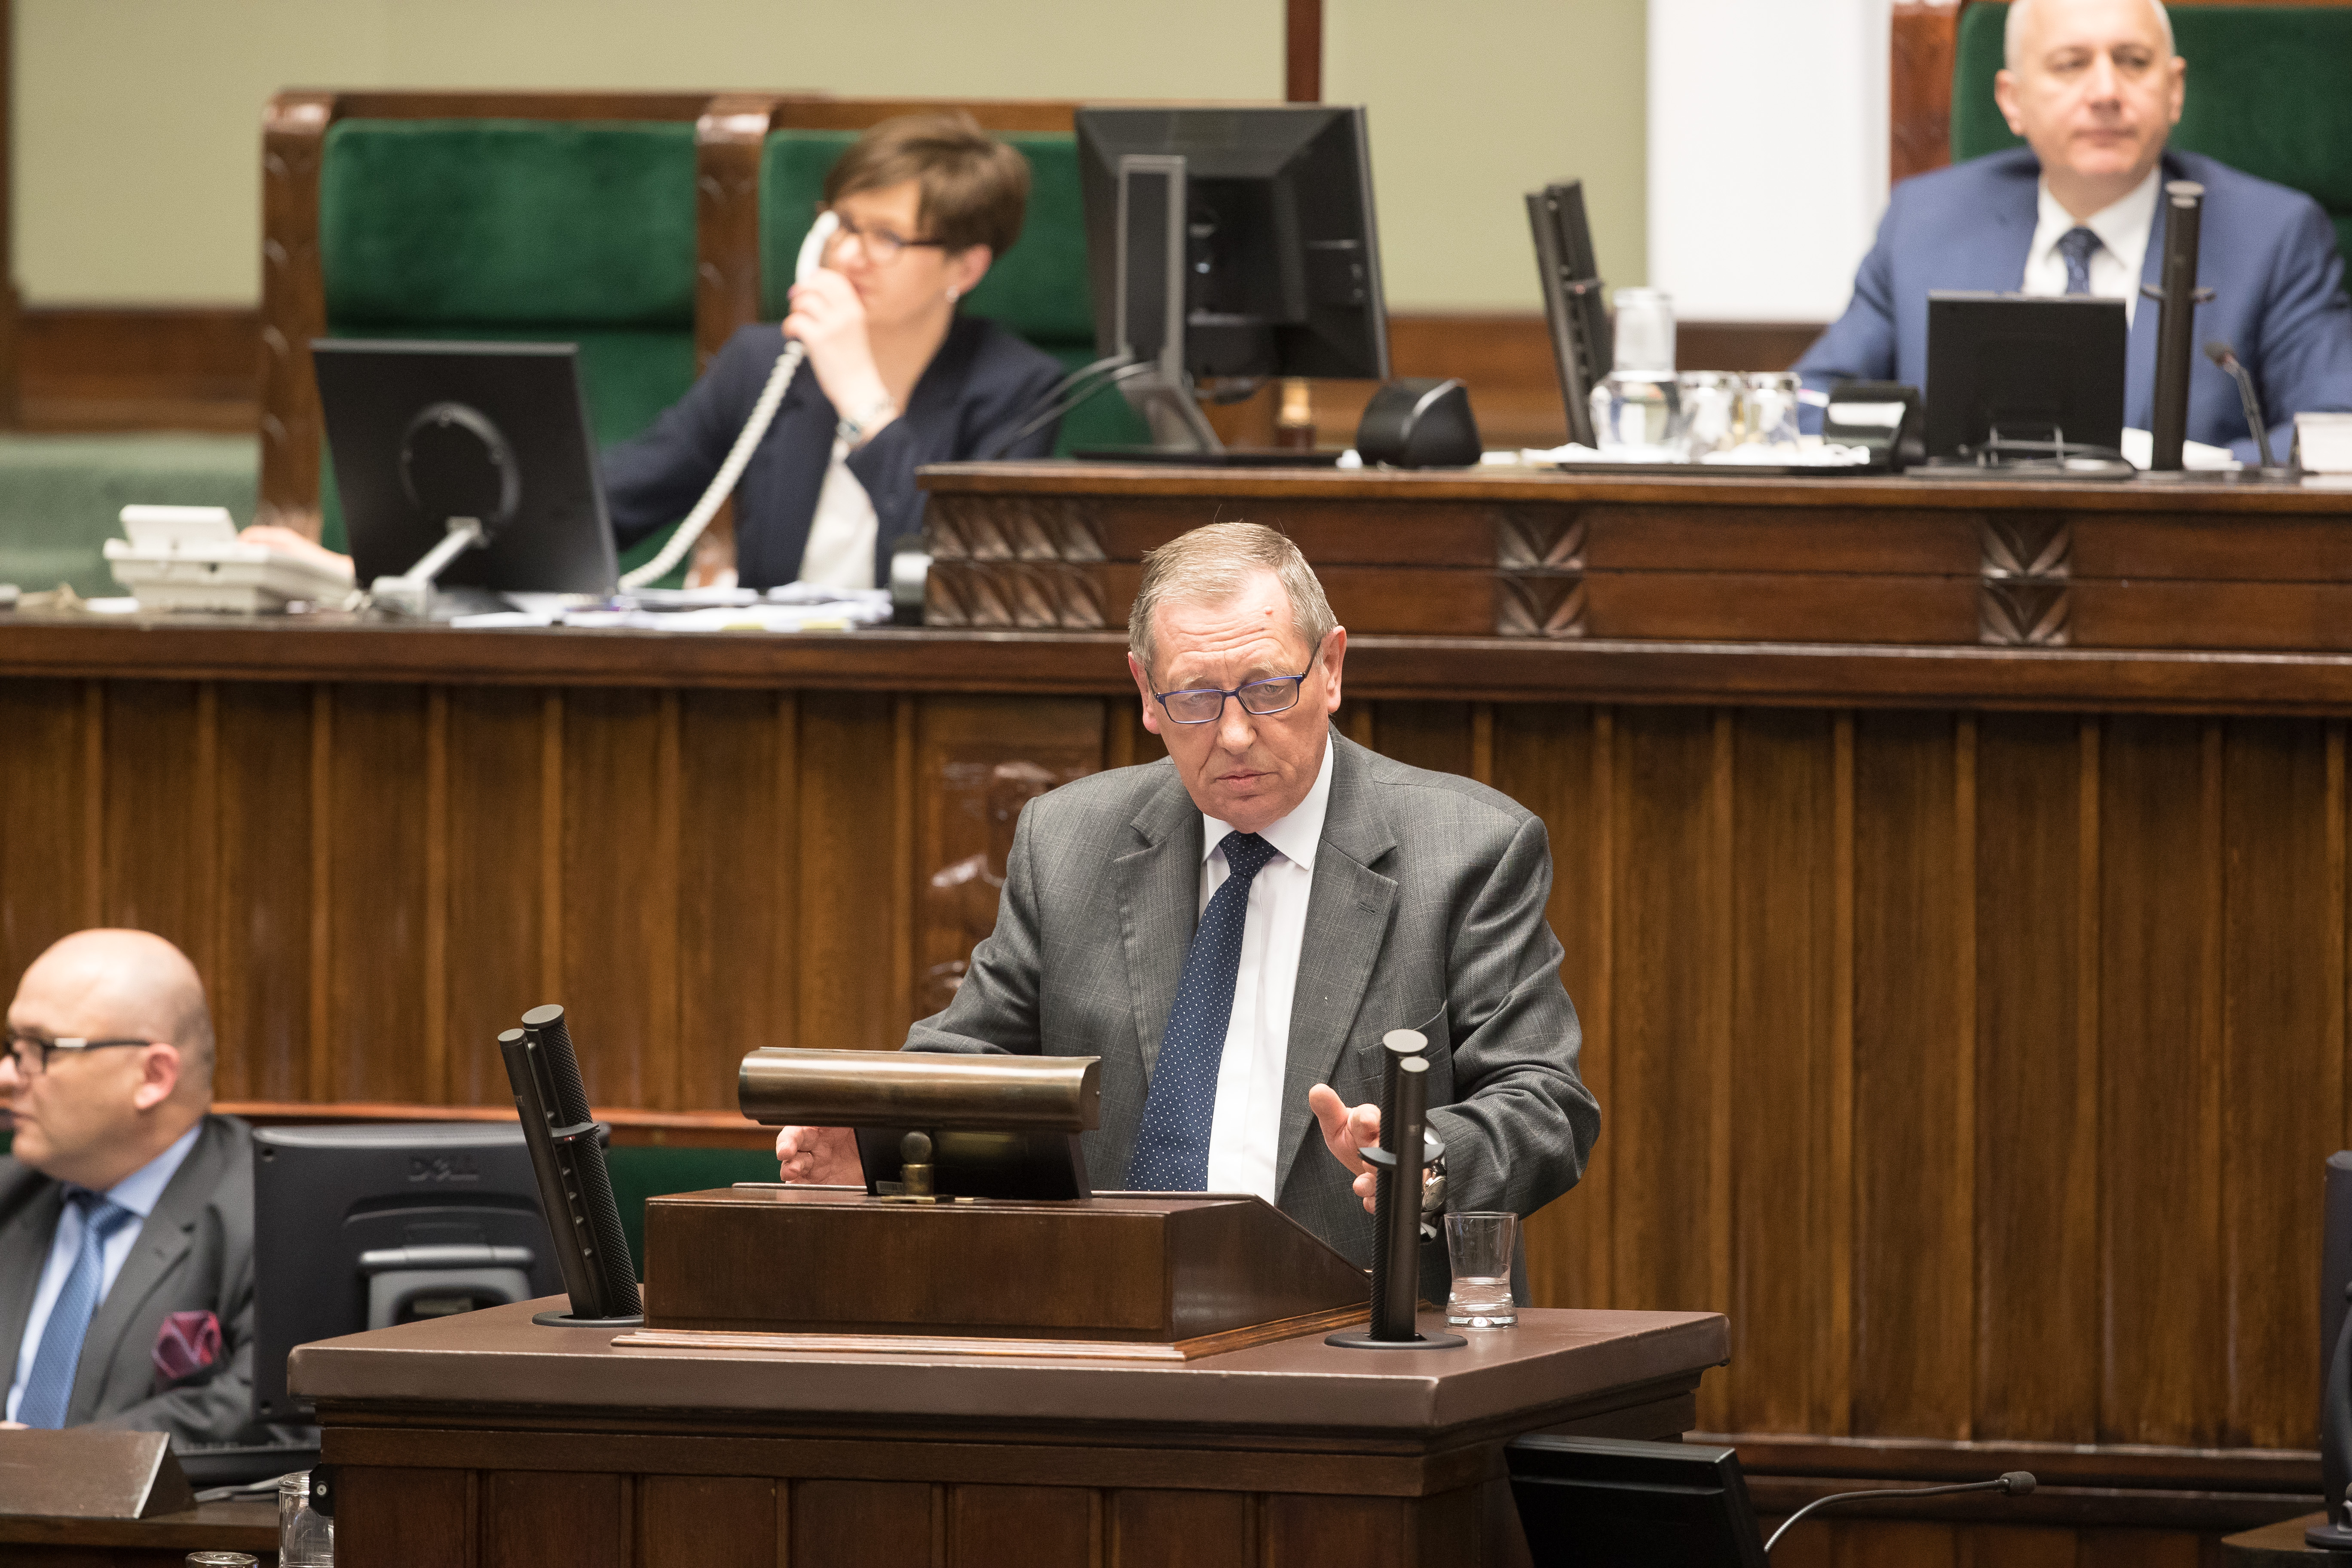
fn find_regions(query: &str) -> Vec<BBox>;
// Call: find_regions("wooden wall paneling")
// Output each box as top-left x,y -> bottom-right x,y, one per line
911,696 -> 1105,1023
1368,702 -> 1474,779
793,693 -> 906,1052
1725,709 -> 1853,1436
1108,1489 -> 1251,1568
2075,1528 -> 2203,1568
675,689 -> 794,1105
560,689 -> 680,1106
0,680 -> 93,1001
1970,713 -> 2098,1443
97,681 -> 215,978
2219,718 -> 2343,1446
790,1479 -> 932,1568
480,1470 -> 628,1568
212,683 -> 315,1101
423,687 -> 450,1100
1488,704 -> 1607,1310
441,686 -> 558,1102
323,684 -> 432,1102
335,1465 -> 472,1568
1602,707 -> 1732,1423
1849,711 -> 1974,1439
638,1475 -> 780,1568
1263,1494 -> 1407,1568
947,1484 -> 1096,1567
2098,716 -> 2226,1446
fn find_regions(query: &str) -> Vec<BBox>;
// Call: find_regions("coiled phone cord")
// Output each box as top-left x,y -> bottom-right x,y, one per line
616,339 -> 804,591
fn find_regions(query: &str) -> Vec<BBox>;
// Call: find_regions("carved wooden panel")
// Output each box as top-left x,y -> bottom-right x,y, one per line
1981,514 -> 2071,580
927,559 -> 1110,630
927,494 -> 1106,563
1981,514 -> 2072,646
1981,581 -> 2070,646
1494,575 -> 1587,639
1494,509 -> 1586,637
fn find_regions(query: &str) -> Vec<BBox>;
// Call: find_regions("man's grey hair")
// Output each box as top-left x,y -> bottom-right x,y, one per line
2006,0 -> 2174,69
1127,521 -> 1337,680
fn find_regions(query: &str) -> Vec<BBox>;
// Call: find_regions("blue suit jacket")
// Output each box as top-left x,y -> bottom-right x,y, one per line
603,315 -> 1063,591
1794,147 -> 2352,462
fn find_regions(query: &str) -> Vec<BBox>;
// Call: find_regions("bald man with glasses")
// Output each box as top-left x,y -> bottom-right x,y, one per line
0,930 -> 284,1444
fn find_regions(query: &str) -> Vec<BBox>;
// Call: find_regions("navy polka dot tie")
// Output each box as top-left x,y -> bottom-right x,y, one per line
1126,831 -> 1279,1191
2057,226 -> 2102,295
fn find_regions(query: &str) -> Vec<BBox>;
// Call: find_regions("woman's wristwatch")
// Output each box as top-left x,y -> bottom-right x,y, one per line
837,394 -> 899,449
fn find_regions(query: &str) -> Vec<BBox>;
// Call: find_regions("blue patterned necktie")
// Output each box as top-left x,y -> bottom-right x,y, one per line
1126,830 -> 1280,1191
15,1189 -> 137,1428
2057,226 -> 2103,295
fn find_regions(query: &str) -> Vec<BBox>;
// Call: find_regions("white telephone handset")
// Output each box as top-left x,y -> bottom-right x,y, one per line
618,212 -> 836,590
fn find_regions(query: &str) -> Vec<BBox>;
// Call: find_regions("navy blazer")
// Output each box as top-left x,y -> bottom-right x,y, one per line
604,315 -> 1064,590
1794,147 -> 2352,461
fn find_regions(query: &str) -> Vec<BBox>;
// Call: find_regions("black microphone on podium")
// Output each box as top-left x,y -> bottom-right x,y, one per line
2205,339 -> 2282,472
1763,1470 -> 2036,1557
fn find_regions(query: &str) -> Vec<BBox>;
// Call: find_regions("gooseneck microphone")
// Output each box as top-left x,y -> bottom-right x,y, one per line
2205,340 -> 2279,470
1763,1471 -> 2036,1557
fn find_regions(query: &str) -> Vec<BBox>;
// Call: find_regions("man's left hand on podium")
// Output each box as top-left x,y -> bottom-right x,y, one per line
1308,1084 -> 1381,1214
775,1123 -> 862,1185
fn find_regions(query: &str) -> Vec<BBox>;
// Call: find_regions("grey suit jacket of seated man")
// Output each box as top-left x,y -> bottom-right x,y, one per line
904,728 -> 1602,1298
0,1112 -> 298,1447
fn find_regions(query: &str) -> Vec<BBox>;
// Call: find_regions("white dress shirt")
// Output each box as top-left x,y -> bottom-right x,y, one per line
796,438 -> 879,590
1196,737 -> 1335,1203
2021,166 -> 2162,326
6,1121 -> 200,1422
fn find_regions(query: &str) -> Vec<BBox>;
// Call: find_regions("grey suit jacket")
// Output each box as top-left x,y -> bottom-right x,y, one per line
0,1113 -> 280,1446
905,730 -> 1602,1296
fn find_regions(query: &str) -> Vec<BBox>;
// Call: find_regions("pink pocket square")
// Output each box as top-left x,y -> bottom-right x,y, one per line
152,1309 -> 221,1382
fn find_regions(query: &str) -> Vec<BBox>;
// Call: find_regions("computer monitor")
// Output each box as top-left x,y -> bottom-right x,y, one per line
1075,105 -> 1389,454
1507,1434 -> 1770,1568
312,339 -> 620,611
1528,179 -> 1612,451
251,1122 -> 561,1422
1924,293 -> 2128,463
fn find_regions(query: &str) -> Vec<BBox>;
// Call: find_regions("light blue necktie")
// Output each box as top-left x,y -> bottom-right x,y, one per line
2057,226 -> 2103,295
1126,831 -> 1279,1191
15,1190 -> 136,1429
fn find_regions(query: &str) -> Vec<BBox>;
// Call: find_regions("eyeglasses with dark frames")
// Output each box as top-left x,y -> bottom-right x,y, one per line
821,210 -> 949,266
3,1032 -> 155,1077
1152,644 -> 1325,726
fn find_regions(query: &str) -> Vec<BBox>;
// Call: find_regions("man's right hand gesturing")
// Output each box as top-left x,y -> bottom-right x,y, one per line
775,1124 -> 862,1185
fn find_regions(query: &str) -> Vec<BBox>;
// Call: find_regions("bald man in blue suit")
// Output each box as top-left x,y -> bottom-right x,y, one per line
1795,0 -> 2352,463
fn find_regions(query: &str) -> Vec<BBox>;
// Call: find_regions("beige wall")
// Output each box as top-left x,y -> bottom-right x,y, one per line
13,0 -> 1646,312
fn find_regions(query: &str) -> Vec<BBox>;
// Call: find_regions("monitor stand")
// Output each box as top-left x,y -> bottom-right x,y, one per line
1072,370 -> 1342,467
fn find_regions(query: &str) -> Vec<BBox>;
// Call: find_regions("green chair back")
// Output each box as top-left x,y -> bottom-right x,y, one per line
760,129 -> 1149,452
602,1143 -> 784,1280
1950,3 -> 2352,272
314,119 -> 704,574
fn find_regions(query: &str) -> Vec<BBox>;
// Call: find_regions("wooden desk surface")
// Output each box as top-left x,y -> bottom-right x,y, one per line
0,1497 -> 277,1564
294,1298 -> 1726,1440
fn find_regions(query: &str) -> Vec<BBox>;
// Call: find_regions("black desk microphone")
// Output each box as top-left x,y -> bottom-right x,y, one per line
1764,1471 -> 2036,1557
2205,339 -> 2279,470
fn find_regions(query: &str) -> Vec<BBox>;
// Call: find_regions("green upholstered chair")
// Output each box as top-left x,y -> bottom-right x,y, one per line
1945,3 -> 2352,273
760,130 -> 1151,452
312,117 -> 704,577
602,1142 -> 783,1278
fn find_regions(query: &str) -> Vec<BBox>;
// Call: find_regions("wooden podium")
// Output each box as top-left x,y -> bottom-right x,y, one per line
292,1185 -> 1728,1568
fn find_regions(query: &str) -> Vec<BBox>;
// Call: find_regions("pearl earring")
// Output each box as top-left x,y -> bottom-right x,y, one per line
946,285 -> 961,303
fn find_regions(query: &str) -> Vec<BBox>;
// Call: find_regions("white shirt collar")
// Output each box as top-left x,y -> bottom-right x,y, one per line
1199,728 -> 1335,874
2033,164 -> 2162,273
95,1120 -> 201,1219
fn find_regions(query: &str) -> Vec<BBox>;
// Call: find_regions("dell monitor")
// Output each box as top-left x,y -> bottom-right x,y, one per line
313,338 -> 620,615
251,1121 -> 562,1422
1924,293 -> 2128,465
1075,105 -> 1389,454
1507,1434 -> 1769,1568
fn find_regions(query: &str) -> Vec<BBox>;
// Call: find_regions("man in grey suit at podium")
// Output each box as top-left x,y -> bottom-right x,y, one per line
779,521 -> 1600,1288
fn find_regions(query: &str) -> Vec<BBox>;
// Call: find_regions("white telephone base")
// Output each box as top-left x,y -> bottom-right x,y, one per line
105,505 -> 356,614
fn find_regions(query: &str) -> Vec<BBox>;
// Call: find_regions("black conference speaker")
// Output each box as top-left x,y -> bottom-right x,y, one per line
1355,378 -> 1481,469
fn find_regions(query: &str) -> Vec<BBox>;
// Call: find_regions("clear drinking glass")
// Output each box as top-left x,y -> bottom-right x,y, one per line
1444,1211 -> 1519,1328
1676,371 -> 1742,458
279,1471 -> 335,1565
1590,288 -> 1682,460
1740,371 -> 1804,451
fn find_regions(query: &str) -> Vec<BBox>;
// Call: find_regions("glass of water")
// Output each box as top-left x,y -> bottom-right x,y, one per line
1741,371 -> 1804,451
1677,371 -> 1742,457
1444,1211 -> 1519,1328
1590,288 -> 1682,460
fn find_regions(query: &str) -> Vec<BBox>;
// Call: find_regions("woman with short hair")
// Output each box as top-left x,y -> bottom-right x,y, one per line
604,111 -> 1064,590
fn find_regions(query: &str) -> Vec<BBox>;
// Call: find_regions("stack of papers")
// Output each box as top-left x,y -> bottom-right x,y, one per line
451,586 -> 892,632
